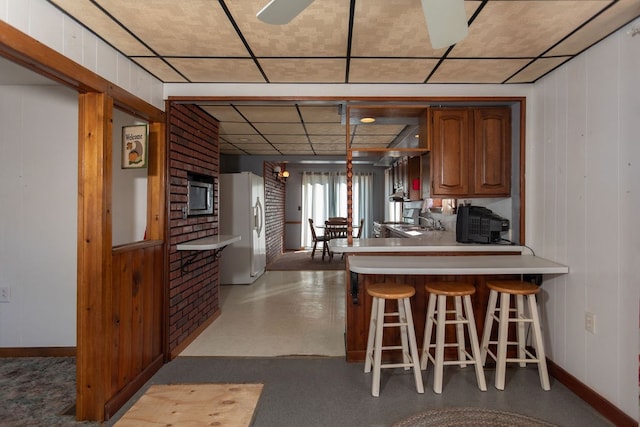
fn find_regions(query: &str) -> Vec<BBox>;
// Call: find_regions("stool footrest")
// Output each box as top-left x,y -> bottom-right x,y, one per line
423,350 -> 478,366
383,322 -> 409,327
381,361 -> 417,369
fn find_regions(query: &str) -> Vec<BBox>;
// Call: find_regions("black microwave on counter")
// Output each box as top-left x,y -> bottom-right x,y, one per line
456,205 -> 509,244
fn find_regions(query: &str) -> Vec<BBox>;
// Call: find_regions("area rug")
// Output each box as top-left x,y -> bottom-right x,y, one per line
267,250 -> 345,271
392,407 -> 557,427
114,383 -> 263,427
0,356 -> 97,426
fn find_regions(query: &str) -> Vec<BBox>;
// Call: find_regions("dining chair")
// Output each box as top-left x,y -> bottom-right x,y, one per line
308,219 -> 330,260
328,217 -> 347,223
325,219 -> 349,260
355,218 -> 364,238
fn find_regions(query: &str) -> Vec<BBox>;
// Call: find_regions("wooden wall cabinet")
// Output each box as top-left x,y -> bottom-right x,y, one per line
389,155 -> 422,201
407,156 -> 421,201
430,107 -> 511,197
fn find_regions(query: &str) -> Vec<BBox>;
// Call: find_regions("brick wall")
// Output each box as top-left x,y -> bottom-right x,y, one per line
167,103 -> 219,354
264,161 -> 286,265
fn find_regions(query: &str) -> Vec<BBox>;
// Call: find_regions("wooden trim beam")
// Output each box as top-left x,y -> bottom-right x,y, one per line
76,92 -> 113,421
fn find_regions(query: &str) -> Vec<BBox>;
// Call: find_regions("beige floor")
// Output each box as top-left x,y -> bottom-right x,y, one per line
180,270 -> 346,357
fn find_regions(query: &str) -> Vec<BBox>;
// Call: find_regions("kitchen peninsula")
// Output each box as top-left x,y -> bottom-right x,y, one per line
330,236 -> 569,362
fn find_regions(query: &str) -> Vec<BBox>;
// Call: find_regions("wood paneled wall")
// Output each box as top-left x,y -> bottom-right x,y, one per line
105,241 -> 165,417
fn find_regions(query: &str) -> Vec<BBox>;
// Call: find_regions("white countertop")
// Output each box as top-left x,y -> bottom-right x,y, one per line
176,234 -> 241,251
330,236 -> 523,253
348,255 -> 569,275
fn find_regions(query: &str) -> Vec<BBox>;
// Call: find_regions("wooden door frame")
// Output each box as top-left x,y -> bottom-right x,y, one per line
0,21 -> 166,421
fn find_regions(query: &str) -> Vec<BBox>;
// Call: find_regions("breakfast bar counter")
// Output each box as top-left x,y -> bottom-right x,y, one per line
348,254 -> 569,275
332,237 -> 569,362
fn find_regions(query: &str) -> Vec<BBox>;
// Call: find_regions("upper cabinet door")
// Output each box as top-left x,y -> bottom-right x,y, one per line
430,108 -> 471,196
430,107 -> 511,198
473,108 -> 511,196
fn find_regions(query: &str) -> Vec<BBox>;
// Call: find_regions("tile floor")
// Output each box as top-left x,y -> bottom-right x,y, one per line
180,270 -> 346,357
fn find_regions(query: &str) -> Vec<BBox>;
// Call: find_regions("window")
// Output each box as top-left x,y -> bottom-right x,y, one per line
300,172 -> 372,248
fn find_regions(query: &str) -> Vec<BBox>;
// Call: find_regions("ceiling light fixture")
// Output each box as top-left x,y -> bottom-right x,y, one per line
360,117 -> 376,124
422,0 -> 469,49
257,0 -> 315,25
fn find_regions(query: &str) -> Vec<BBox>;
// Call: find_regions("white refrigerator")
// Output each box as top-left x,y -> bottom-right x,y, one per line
219,172 -> 266,284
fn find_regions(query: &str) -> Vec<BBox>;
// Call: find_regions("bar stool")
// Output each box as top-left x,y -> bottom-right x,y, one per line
420,282 -> 486,393
364,283 -> 424,397
480,280 -> 550,391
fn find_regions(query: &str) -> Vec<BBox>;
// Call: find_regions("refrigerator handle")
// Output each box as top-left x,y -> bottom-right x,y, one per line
254,198 -> 264,237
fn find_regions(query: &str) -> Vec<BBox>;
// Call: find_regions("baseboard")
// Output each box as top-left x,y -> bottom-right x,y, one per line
0,347 -> 76,357
169,309 -> 221,359
547,358 -> 637,427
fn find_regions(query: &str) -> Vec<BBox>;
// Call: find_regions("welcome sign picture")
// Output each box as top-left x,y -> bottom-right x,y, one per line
122,124 -> 148,169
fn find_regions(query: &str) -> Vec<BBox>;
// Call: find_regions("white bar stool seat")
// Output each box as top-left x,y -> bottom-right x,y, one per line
480,280 -> 550,391
364,283 -> 424,397
419,281 -> 486,393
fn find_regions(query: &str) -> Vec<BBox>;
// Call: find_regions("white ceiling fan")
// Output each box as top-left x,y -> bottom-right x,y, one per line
256,0 -> 468,49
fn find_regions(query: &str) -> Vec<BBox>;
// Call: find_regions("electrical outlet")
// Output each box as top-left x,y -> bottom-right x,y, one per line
585,311 -> 596,334
0,286 -> 9,303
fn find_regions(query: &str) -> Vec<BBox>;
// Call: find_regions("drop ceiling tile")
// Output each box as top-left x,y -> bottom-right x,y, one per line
233,141 -> 276,150
236,105 -> 300,122
226,0 -> 350,57
273,143 -> 314,152
219,122 -> 259,135
132,58 -> 188,82
201,106 -> 246,122
93,0 -> 248,56
305,123 -> 346,135
253,122 -> 306,135
299,106 -> 342,123
50,0 -> 153,56
350,0 -> 481,56
547,0 -> 640,56
259,59 -> 346,83
451,1 -> 610,58
349,59 -> 439,83
244,148 -> 282,155
429,59 -> 531,83
309,135 -> 347,144
507,57 -> 571,83
313,144 -> 347,154
265,135 -> 310,144
219,144 -> 246,155
354,124 -> 407,135
221,134 -> 267,144
167,59 -> 265,83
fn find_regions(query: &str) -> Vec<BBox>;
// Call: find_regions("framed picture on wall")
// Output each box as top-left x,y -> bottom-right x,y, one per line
121,124 -> 148,169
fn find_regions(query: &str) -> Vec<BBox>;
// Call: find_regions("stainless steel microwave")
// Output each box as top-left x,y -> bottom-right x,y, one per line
187,179 -> 213,216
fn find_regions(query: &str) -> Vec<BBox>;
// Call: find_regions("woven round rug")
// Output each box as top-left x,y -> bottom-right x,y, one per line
392,407 -> 557,427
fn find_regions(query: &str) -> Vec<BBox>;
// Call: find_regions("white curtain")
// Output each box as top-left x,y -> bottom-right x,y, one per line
301,171 -> 373,248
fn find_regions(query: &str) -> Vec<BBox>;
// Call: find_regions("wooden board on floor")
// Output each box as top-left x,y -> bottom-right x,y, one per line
114,383 -> 263,426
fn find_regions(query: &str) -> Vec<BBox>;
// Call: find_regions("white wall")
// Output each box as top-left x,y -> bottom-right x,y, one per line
0,84 -> 78,347
528,20 -> 640,420
0,0 -> 164,111
112,109 -> 148,246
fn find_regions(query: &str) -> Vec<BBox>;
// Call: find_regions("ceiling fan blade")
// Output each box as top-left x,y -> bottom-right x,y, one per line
421,0 -> 469,49
256,0 -> 315,25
